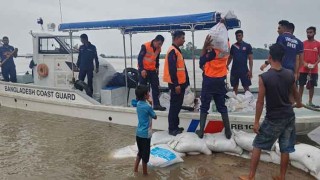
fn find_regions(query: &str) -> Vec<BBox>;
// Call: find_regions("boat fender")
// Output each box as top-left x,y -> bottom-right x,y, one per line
74,80 -> 92,96
37,63 -> 49,77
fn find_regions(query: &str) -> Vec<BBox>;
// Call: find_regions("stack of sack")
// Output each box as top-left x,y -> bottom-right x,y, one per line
111,130 -> 320,179
275,143 -> 320,179
229,131 -> 320,179
226,91 -> 257,113
159,86 -> 195,110
308,126 -> 320,145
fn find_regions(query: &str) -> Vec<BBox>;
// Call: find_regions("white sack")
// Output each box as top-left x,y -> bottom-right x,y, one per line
159,93 -> 170,110
148,144 -> 184,167
235,131 -> 276,152
208,23 -> 229,52
224,151 -> 251,159
187,152 -> 201,156
151,131 -> 174,146
204,133 -> 243,154
291,161 -> 309,173
159,86 -> 195,109
226,91 -> 256,113
270,151 -> 281,164
234,131 -> 256,152
168,132 -> 212,155
286,144 -> 320,176
183,86 -> 195,107
220,10 -> 238,19
308,126 -> 320,146
112,144 -> 138,159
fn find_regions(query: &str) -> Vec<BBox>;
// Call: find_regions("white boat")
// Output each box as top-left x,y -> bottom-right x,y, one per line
0,12 -> 319,135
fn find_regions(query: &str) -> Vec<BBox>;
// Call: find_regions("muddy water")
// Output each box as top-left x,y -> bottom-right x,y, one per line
0,107 -> 315,180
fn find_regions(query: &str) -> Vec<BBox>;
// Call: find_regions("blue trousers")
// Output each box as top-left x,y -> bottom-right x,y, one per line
139,70 -> 160,106
168,84 -> 186,132
200,76 -> 228,114
78,69 -> 93,96
1,66 -> 17,82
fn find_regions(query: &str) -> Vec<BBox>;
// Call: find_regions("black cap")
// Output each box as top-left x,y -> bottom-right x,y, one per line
80,34 -> 88,40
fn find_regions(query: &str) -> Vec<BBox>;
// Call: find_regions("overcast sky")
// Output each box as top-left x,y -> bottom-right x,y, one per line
1,0 -> 319,55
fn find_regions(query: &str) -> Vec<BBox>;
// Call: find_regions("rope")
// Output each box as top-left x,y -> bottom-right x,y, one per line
303,104 -> 320,112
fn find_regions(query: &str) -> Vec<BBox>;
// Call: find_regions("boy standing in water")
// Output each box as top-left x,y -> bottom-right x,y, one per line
240,44 -> 302,180
134,85 -> 157,175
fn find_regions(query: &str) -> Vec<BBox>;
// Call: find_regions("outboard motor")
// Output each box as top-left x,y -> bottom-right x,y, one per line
123,67 -> 139,88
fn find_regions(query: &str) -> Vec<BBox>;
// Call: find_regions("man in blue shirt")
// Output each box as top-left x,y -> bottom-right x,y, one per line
227,30 -> 253,94
287,22 -> 304,77
276,22 -> 303,79
0,36 -> 18,82
76,34 -> 99,97
261,21 -> 303,80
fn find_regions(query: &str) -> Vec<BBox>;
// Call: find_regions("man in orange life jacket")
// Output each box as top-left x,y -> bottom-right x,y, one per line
163,31 -> 190,136
138,35 -> 166,111
196,34 -> 232,139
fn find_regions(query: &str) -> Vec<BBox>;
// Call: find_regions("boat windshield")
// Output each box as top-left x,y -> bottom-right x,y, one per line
58,36 -> 81,53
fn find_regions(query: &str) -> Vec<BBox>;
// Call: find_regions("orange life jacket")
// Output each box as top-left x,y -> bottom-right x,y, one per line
203,48 -> 228,78
142,41 -> 161,71
163,45 -> 186,84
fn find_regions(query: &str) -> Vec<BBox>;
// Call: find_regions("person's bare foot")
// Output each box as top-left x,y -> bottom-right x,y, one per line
239,175 -> 254,180
272,175 -> 282,180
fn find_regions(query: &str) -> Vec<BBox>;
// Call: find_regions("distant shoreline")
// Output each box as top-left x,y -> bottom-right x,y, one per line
102,56 -> 267,60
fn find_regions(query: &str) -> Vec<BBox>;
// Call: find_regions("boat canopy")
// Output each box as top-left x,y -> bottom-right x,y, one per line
58,11 -> 241,104
58,12 -> 240,33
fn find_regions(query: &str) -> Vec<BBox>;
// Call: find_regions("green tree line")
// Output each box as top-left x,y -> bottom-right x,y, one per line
160,42 -> 269,60
102,42 -> 269,60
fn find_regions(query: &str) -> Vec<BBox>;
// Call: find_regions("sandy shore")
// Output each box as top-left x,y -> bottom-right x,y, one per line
128,153 -> 314,179
0,107 -> 315,180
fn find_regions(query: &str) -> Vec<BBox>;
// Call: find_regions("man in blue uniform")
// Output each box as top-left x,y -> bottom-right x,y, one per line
287,22 -> 304,76
76,34 -> 99,97
0,36 -> 18,82
227,30 -> 253,94
276,22 -> 303,80
261,20 -> 303,80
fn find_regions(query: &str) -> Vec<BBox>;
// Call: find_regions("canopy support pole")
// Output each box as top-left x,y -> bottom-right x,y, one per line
121,29 -> 129,106
129,33 -> 133,67
69,31 -> 75,83
191,25 -> 196,94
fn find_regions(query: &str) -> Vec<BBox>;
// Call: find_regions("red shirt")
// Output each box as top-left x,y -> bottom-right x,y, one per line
300,40 -> 320,73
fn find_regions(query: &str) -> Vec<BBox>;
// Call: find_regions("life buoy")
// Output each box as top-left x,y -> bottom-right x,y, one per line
37,63 -> 49,77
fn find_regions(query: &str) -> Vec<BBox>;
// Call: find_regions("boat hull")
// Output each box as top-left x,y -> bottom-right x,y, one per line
0,82 -> 319,135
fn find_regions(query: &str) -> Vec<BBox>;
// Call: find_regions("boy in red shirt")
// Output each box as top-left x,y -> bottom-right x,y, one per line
299,26 -> 320,108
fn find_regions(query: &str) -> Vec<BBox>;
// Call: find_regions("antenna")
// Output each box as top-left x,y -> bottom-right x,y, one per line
59,0 -> 63,23
37,18 -> 44,30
